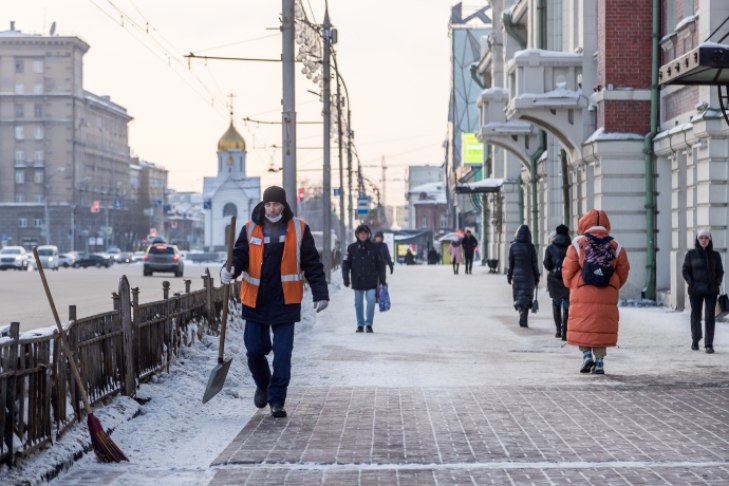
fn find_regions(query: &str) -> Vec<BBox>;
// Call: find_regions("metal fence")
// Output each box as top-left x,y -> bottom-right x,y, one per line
0,269 -> 237,466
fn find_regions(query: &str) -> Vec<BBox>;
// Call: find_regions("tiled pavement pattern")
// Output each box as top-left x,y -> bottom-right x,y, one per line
208,386 -> 729,485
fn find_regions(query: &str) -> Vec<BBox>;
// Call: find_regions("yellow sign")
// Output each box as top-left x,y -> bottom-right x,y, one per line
462,133 -> 484,165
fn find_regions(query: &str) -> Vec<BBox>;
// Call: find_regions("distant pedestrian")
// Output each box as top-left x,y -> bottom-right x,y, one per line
543,224 -> 571,340
461,230 -> 478,274
507,225 -> 540,327
342,224 -> 387,333
427,246 -> 440,265
682,229 -> 723,353
450,239 -> 462,274
404,248 -> 415,265
372,231 -> 394,276
220,186 -> 329,418
562,209 -> 629,375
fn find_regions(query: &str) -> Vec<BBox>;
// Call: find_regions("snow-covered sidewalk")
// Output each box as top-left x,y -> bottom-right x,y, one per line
4,264 -> 729,485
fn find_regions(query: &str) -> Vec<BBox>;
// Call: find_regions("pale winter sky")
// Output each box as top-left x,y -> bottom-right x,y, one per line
4,0 -> 456,207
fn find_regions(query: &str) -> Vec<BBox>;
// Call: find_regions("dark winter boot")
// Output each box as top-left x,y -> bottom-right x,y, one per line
561,316 -> 568,341
519,308 -> 528,327
552,301 -> 562,337
254,387 -> 268,409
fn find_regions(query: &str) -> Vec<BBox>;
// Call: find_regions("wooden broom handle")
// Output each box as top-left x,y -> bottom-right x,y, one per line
218,215 -> 236,363
33,248 -> 93,415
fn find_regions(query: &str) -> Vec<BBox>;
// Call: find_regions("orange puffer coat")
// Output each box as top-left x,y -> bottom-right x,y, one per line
562,210 -> 630,347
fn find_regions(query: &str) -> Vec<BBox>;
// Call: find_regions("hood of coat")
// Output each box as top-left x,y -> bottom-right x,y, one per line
578,209 -> 611,235
250,199 -> 294,225
354,224 -> 372,240
552,232 -> 571,247
514,224 -> 532,243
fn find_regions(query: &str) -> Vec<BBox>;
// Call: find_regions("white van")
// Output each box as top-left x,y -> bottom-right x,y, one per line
35,245 -> 60,270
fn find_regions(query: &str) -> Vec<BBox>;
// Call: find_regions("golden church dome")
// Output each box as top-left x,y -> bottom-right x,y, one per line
217,122 -> 246,151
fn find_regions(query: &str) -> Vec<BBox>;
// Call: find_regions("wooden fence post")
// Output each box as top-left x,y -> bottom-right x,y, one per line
2,322 -> 20,465
131,287 -> 140,380
118,276 -> 135,397
163,281 -> 171,373
202,269 -> 215,334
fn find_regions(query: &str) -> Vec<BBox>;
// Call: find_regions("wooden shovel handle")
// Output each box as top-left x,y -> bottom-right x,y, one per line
33,247 -> 93,415
219,216 -> 236,362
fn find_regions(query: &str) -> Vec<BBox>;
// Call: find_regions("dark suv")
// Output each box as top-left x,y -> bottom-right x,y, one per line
143,243 -> 184,277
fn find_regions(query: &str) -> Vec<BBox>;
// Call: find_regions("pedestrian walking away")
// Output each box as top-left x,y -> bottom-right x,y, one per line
219,186 -> 329,418
461,229 -> 478,274
342,224 -> 387,333
682,229 -> 724,353
450,239 -> 462,275
543,224 -> 571,340
562,209 -> 629,375
507,225 -> 540,328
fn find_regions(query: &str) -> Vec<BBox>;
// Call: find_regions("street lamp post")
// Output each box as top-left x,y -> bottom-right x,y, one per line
282,0 -> 298,213
321,7 -> 334,281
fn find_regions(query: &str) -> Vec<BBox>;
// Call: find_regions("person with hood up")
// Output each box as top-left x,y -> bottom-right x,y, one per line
450,239 -> 462,274
682,229 -> 723,353
543,224 -> 571,340
220,186 -> 329,418
562,209 -> 629,375
461,230 -> 478,274
342,224 -> 386,333
372,230 -> 394,276
507,225 -> 540,327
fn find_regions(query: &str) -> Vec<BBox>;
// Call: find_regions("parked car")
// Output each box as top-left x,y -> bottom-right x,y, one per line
58,252 -> 79,268
131,251 -> 146,263
143,243 -> 184,277
73,253 -> 112,268
34,245 -> 60,271
0,246 -> 29,270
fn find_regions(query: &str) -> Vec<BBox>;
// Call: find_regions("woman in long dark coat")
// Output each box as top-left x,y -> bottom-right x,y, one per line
507,225 -> 540,327
682,229 -> 724,353
543,224 -> 571,340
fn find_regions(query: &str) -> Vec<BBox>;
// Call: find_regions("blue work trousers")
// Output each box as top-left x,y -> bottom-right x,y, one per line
243,321 -> 295,407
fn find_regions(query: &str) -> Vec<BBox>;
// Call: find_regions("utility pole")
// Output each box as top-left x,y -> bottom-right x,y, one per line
380,155 -> 387,209
321,5 -> 334,281
336,81 -> 346,253
346,108 -> 353,243
282,0 -> 298,213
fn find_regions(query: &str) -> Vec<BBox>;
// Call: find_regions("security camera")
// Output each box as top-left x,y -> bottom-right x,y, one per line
587,104 -> 596,112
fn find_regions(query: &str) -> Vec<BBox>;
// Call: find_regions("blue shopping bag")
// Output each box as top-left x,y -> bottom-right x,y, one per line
378,284 -> 391,312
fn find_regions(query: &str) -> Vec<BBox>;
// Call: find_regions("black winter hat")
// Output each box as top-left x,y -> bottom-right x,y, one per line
555,224 -> 569,235
262,186 -> 287,205
373,230 -> 384,239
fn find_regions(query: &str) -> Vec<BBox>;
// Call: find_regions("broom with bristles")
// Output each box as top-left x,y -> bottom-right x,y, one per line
33,248 -> 128,462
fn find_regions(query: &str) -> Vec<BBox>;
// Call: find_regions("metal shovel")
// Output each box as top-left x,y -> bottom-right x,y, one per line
203,216 -> 236,404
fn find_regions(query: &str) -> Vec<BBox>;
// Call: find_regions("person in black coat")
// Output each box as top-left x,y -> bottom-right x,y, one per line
372,230 -> 394,276
461,230 -> 478,274
220,186 -> 329,417
543,224 -> 571,340
507,224 -> 540,327
342,224 -> 386,333
682,229 -> 724,353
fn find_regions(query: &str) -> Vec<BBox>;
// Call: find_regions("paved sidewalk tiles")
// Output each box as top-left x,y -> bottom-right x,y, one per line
207,385 -> 729,485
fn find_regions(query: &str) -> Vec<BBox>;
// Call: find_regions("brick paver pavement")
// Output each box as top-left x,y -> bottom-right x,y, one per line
206,385 -> 729,485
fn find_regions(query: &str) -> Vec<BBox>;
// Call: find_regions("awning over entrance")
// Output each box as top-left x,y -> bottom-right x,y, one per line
455,178 -> 504,194
659,43 -> 729,85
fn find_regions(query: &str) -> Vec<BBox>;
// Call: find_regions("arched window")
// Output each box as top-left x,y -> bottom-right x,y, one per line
222,203 -> 237,218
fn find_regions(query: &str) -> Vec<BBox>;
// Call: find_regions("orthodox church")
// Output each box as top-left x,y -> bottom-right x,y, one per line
203,119 -> 260,250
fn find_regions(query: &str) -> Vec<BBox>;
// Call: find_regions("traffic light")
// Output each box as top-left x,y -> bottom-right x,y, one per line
297,187 -> 305,202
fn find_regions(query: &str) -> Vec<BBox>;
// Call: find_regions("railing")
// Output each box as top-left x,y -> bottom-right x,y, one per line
0,269 -> 238,466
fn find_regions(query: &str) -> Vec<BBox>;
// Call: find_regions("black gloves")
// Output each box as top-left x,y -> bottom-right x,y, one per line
343,280 -> 350,287
389,265 -> 394,275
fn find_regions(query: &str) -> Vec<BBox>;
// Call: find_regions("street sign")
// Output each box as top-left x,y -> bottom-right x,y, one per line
357,196 -> 369,216
113,199 -> 122,209
333,187 -> 341,196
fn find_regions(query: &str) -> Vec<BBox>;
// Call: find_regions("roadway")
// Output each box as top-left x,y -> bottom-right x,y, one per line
0,262 -> 222,333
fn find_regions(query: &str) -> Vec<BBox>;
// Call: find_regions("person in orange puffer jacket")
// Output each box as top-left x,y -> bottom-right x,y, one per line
562,209 -> 630,375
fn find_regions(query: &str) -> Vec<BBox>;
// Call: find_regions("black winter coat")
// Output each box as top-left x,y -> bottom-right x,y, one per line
682,238 -> 724,297
461,234 -> 478,257
342,239 -> 386,290
507,225 -> 540,307
231,201 -> 329,324
374,241 -> 394,273
543,233 -> 571,300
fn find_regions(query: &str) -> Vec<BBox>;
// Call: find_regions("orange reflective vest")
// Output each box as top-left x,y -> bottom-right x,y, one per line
240,217 -> 305,307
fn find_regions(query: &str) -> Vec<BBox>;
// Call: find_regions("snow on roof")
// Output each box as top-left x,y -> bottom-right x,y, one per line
515,87 -> 581,103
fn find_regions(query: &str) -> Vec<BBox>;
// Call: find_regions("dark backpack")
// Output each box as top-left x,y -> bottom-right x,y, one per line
580,234 -> 616,286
